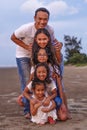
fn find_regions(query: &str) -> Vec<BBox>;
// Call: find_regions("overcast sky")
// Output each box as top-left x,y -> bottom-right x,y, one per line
0,0 -> 87,67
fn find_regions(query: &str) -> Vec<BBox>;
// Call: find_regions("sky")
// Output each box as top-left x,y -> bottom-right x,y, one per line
0,0 -> 87,67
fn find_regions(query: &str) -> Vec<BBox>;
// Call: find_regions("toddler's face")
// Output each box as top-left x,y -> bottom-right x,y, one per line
34,84 -> 45,99
35,33 -> 49,48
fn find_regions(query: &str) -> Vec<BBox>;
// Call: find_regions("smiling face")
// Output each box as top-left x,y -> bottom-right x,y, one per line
37,49 -> 48,63
34,11 -> 49,29
36,66 -> 47,81
34,83 -> 45,100
35,33 -> 49,48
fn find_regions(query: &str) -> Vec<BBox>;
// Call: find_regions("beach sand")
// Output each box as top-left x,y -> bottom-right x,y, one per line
0,66 -> 87,130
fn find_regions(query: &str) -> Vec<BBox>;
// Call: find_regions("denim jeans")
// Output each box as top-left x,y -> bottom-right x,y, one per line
59,54 -> 64,77
16,57 -> 31,114
54,96 -> 62,109
59,54 -> 65,91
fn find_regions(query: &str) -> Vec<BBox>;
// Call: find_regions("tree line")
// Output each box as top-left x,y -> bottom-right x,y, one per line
64,35 -> 87,65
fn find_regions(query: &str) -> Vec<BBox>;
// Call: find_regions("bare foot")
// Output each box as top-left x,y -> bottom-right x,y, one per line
25,113 -> 31,119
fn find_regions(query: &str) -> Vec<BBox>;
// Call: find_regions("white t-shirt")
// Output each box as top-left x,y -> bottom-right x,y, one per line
14,22 -> 55,58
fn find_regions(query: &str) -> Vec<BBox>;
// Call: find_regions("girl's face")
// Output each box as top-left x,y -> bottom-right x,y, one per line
36,66 -> 47,81
34,84 -> 45,99
35,33 -> 49,48
37,49 -> 48,63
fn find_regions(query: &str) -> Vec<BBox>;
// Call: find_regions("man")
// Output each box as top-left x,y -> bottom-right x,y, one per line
11,7 -> 63,118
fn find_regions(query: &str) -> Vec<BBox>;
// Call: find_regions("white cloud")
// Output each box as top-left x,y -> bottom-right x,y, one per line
84,0 -> 87,3
47,1 -> 78,16
20,0 -> 44,14
20,0 -> 79,17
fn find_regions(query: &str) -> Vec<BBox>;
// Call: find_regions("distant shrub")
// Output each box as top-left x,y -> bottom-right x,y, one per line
65,53 -> 87,65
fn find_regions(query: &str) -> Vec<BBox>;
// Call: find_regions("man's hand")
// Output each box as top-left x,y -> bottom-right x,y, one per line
27,43 -> 33,53
54,39 -> 63,52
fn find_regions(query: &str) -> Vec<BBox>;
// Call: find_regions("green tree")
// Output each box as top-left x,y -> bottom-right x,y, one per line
64,35 -> 82,63
69,53 -> 87,64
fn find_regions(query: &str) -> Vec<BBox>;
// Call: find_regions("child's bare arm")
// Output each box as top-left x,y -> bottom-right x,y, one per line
23,87 -> 32,101
41,100 -> 56,113
30,101 -> 42,116
43,88 -> 57,106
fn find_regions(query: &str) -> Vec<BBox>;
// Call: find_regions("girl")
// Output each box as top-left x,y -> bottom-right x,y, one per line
30,80 -> 57,125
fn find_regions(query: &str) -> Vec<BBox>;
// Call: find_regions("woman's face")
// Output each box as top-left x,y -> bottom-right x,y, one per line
36,66 -> 47,81
37,49 -> 48,63
35,33 -> 49,48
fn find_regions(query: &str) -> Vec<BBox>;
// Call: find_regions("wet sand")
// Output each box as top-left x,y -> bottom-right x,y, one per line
0,66 -> 87,130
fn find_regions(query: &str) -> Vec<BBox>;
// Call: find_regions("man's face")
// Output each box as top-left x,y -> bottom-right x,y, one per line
34,11 -> 49,29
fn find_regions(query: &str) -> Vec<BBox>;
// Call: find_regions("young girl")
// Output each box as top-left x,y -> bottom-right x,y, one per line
30,80 -> 57,125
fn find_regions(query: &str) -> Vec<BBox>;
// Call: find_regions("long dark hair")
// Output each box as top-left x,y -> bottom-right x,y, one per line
33,62 -> 51,84
32,47 -> 60,75
32,28 -> 52,56
32,28 -> 60,75
32,28 -> 59,63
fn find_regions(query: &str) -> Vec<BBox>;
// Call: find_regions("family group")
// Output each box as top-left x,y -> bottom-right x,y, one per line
11,7 -> 71,125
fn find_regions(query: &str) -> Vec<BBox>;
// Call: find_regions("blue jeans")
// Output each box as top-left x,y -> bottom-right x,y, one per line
54,96 -> 62,109
59,54 -> 64,77
16,57 -> 31,114
59,54 -> 65,91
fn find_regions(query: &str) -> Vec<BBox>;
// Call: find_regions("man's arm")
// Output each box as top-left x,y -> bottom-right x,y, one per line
54,39 -> 63,64
11,33 -> 32,51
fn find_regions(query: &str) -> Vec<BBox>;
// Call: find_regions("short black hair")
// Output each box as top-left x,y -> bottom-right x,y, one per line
32,80 -> 46,90
35,7 -> 50,18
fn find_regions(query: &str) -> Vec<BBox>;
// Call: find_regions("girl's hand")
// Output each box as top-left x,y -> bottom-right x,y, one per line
34,101 -> 42,109
52,72 -> 57,79
30,97 -> 37,104
43,97 -> 50,106
41,107 -> 49,113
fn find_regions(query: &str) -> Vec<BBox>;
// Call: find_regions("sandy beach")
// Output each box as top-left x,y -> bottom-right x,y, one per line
0,66 -> 87,130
